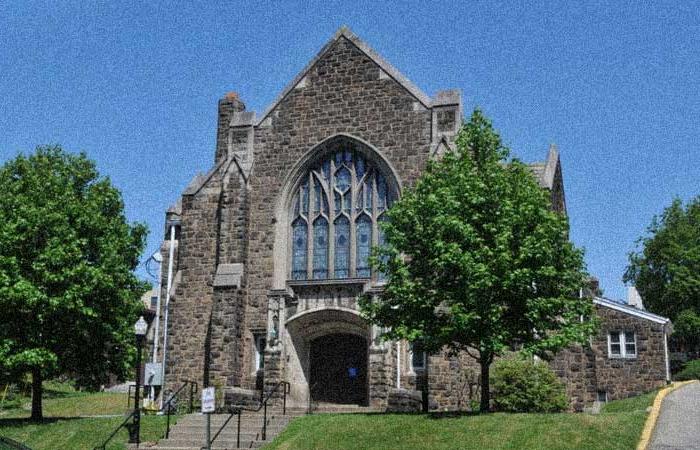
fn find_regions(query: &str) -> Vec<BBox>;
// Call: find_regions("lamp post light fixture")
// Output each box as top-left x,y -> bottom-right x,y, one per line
129,316 -> 148,446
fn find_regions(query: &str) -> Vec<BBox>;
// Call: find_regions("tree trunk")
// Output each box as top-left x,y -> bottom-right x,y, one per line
479,359 -> 490,413
31,368 -> 43,421
421,355 -> 430,412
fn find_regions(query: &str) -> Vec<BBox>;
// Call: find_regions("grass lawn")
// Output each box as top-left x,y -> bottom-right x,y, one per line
264,391 -> 658,450
0,381 -> 178,450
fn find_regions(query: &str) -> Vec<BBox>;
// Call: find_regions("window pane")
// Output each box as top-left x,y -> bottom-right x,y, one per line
313,217 -> 328,279
609,331 -> 620,343
301,181 -> 309,214
625,332 -> 635,344
314,178 -> 322,214
364,179 -> 373,210
322,159 -> 330,180
334,191 -> 342,215
377,174 -> 387,211
292,219 -> 308,280
334,216 -> 350,278
356,215 -> 372,277
377,214 -> 389,281
335,167 -> 351,193
625,343 -> 636,356
610,343 -> 621,356
356,155 -> 365,178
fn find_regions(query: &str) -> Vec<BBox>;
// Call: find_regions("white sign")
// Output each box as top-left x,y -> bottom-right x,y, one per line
201,387 -> 216,413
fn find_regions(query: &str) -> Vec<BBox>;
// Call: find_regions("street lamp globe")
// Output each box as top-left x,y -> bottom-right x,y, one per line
135,316 -> 148,337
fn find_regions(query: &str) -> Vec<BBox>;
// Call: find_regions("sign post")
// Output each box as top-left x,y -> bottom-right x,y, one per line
201,387 -> 216,450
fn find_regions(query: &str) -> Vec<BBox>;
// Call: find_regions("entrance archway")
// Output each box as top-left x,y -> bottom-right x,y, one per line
310,333 -> 368,405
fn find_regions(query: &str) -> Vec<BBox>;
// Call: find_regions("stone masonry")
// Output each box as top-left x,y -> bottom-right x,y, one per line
160,27 -> 670,413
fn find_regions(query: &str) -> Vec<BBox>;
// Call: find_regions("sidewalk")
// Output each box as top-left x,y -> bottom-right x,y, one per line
650,381 -> 700,450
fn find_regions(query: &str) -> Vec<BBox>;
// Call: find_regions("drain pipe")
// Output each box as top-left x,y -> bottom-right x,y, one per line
149,251 -> 163,402
159,220 -> 178,410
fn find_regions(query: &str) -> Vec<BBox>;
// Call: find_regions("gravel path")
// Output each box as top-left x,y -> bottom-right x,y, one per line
650,381 -> 700,450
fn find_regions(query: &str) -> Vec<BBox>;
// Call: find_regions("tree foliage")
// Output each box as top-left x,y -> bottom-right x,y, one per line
360,109 -> 594,412
0,146 -> 148,419
624,197 -> 700,330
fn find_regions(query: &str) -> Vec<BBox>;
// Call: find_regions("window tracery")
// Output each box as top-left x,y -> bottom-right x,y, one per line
289,141 -> 395,281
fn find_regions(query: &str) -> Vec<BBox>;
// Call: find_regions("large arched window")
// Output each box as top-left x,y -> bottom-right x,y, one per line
289,140 -> 396,281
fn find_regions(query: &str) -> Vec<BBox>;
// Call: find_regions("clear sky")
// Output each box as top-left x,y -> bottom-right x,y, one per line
1,1 -> 698,302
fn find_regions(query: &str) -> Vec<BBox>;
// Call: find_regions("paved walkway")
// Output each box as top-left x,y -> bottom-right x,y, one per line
650,381 -> 700,450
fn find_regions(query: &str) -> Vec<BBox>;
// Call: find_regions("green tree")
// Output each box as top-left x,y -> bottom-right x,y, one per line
624,197 -> 700,347
361,110 -> 594,412
0,146 -> 148,420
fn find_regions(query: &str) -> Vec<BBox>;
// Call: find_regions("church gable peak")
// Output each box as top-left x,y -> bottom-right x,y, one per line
256,26 -> 433,125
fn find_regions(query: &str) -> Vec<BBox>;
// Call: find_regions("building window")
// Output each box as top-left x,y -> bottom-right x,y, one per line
410,342 -> 426,371
254,334 -> 266,372
289,141 -> 395,281
608,331 -> 636,358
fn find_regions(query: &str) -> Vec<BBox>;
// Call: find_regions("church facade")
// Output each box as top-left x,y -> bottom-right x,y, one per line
160,27 -> 671,412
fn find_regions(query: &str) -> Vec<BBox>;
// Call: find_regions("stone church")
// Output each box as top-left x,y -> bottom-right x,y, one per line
160,27 -> 672,412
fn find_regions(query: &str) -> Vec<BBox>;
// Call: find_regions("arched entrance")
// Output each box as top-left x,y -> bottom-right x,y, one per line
310,333 -> 368,405
284,306 -> 371,408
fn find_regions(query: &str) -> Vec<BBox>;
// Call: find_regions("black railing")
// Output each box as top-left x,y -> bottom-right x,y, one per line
208,381 -> 291,449
162,379 -> 198,439
92,379 -> 197,450
93,410 -> 136,450
127,384 -> 147,409
0,436 -> 33,450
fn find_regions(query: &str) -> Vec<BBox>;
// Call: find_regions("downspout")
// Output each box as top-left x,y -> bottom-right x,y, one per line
149,251 -> 163,402
663,323 -> 671,384
159,221 -> 177,409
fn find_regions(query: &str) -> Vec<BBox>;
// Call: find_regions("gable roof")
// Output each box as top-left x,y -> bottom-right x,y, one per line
256,26 -> 433,126
528,144 -> 560,190
593,296 -> 671,326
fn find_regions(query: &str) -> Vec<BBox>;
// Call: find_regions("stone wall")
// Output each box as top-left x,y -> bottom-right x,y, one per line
552,304 -> 668,410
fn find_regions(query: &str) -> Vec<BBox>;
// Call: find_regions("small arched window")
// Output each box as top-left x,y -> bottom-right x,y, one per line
289,140 -> 395,281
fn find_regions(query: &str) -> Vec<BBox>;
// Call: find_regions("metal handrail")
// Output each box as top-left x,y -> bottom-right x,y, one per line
93,379 -> 198,450
0,436 -> 33,450
162,379 -> 198,439
209,380 -> 291,448
92,410 -> 136,450
127,384 -> 147,409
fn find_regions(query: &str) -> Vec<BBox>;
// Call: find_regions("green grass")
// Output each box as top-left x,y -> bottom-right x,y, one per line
263,393 -> 658,450
0,381 -> 179,450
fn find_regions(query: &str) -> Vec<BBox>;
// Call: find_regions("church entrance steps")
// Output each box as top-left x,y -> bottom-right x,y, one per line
137,404 -> 382,450
137,410 -> 302,450
310,403 -> 382,414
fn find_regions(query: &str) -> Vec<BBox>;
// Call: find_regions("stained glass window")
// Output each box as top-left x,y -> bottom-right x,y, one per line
356,214 -> 372,277
289,140 -> 396,281
334,216 -> 350,278
292,218 -> 308,280
313,217 -> 328,279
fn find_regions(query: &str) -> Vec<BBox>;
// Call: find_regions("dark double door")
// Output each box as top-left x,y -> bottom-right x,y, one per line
309,333 -> 368,405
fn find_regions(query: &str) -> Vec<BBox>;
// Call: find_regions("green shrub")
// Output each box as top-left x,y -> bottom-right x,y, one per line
674,359 -> 700,381
491,358 -> 568,413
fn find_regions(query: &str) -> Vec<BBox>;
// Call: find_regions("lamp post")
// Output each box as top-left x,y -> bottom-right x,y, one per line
130,316 -> 148,446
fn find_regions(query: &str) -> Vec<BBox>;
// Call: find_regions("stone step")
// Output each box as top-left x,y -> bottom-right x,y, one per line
157,438 -> 269,448
175,417 -> 291,427
167,429 -> 270,438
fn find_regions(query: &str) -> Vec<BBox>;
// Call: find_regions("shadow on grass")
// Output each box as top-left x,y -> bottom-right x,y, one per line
0,417 -> 86,428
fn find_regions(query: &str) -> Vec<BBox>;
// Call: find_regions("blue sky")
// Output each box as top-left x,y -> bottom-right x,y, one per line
1,1 -> 698,302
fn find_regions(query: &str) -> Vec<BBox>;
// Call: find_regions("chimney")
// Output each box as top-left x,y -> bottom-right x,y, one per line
215,92 -> 246,163
627,286 -> 644,310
